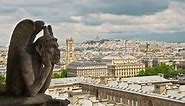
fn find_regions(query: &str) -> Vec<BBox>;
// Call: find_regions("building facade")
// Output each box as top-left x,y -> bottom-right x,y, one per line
67,61 -> 108,77
108,62 -> 145,77
103,54 -> 145,78
67,54 -> 145,78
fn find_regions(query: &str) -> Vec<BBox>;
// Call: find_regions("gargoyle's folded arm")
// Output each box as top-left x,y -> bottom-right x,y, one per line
19,51 -> 52,96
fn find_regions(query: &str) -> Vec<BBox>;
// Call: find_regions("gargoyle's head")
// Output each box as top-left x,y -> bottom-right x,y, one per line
34,25 -> 60,64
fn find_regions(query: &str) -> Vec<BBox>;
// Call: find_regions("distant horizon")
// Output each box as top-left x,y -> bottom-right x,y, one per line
1,34 -> 185,47
1,0 -> 185,46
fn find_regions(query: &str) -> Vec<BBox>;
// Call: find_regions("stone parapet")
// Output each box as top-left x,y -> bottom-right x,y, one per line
0,94 -> 52,106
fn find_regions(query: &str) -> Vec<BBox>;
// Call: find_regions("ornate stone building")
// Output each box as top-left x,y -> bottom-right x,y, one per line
67,61 -> 108,77
67,54 -> 145,78
102,54 -> 145,78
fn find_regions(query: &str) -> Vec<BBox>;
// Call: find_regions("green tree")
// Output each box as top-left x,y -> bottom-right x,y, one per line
0,75 -> 5,87
171,68 -> 185,76
138,67 -> 155,76
61,69 -> 67,77
154,63 -> 173,78
138,63 -> 184,79
138,69 -> 145,76
52,69 -> 68,79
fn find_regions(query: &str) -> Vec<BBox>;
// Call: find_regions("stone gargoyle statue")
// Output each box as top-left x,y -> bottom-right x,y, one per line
5,19 -> 60,97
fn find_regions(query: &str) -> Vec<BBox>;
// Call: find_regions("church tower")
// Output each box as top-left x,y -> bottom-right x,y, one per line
65,37 -> 75,67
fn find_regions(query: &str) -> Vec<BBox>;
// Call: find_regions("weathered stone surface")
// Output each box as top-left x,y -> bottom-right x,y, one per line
0,94 -> 52,106
5,19 -> 60,97
47,99 -> 70,106
1,19 -> 68,106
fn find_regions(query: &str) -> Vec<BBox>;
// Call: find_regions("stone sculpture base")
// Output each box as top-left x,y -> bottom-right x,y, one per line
0,94 -> 52,106
47,99 -> 70,106
0,94 -> 70,106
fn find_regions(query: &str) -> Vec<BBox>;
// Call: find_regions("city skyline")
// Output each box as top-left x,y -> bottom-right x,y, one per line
1,1 -> 185,105
0,0 -> 185,45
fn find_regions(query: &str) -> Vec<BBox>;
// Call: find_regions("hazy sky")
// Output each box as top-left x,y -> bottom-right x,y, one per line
0,0 -> 185,45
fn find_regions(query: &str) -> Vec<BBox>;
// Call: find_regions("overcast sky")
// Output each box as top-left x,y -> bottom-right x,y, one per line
0,0 -> 185,45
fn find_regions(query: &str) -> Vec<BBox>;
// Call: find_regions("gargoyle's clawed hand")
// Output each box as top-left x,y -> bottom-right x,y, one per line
51,48 -> 60,64
42,52 -> 52,67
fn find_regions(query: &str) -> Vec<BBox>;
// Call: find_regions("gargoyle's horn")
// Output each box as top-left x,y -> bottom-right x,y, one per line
48,25 -> 53,36
43,26 -> 50,36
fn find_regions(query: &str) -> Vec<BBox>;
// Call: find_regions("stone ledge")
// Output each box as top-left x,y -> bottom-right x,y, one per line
47,99 -> 70,106
0,94 -> 52,106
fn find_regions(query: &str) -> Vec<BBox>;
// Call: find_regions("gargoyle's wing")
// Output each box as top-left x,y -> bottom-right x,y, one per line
9,19 -> 36,50
6,19 -> 36,92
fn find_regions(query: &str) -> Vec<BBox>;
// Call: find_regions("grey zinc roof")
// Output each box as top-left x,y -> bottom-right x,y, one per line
102,54 -> 137,60
49,76 -> 185,103
50,77 -> 87,86
68,61 -> 107,67
121,76 -> 169,84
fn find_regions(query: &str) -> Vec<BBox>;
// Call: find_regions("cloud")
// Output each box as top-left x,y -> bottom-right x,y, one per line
93,0 -> 169,16
0,0 -> 170,22
0,0 -> 184,45
70,0 -> 185,34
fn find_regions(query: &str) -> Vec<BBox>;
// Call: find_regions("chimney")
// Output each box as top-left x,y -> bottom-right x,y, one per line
92,101 -> 99,106
154,83 -> 166,94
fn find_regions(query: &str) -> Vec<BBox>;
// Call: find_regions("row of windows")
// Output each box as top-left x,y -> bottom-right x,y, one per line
77,69 -> 107,72
115,69 -> 141,77
115,71 -> 139,76
114,65 -> 144,69
77,71 -> 108,75
77,67 -> 107,69
115,68 -> 143,72
77,71 -> 108,77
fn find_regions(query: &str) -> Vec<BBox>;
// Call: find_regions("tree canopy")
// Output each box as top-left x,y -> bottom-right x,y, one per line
0,75 -> 5,87
138,63 -> 185,78
52,69 -> 67,79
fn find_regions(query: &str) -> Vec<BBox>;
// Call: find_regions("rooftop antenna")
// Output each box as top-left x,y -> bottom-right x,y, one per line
132,47 -> 135,55
125,39 -> 128,54
95,36 -> 100,41
146,42 -> 150,56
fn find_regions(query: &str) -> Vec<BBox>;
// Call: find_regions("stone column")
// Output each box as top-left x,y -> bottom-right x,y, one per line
102,91 -> 107,99
137,99 -> 142,106
97,91 -> 101,99
122,96 -> 128,105
128,99 -> 131,106
132,100 -> 137,106
116,96 -> 121,103
107,94 -> 109,100
135,101 -> 138,106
